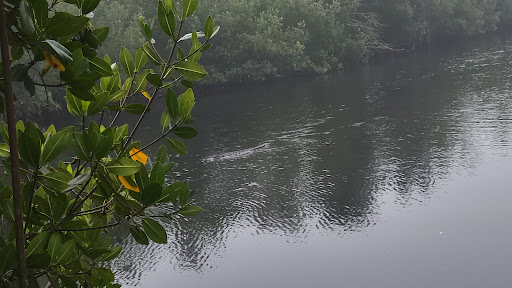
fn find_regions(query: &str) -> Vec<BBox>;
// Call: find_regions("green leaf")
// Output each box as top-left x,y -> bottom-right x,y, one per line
26,231 -> 49,258
89,57 -> 113,77
176,46 -> 185,60
178,31 -> 204,42
64,172 -> 91,193
106,73 -> 121,95
177,181 -> 191,206
85,29 -> 101,49
156,145 -> 168,163
167,138 -> 186,155
142,218 -> 167,244
93,27 -> 109,43
1,122 -> 10,143
47,233 -> 62,263
179,205 -> 202,216
120,47 -> 135,77
146,73 -> 163,87
18,129 -> 42,167
200,43 -> 212,52
178,88 -> 194,117
60,275 -> 77,287
88,91 -> 109,116
135,48 -> 148,71
182,0 -> 199,19
106,158 -> 142,176
68,77 -> 94,91
173,127 -> 197,139
141,182 -> 162,206
33,0 -> 49,27
26,253 -> 51,269
24,76 -> 35,96
45,12 -> 89,37
133,70 -> 150,94
181,80 -> 194,88
19,0 -> 35,34
204,16 -> 214,39
138,16 -> 153,40
165,0 -> 177,15
11,45 -> 24,61
210,26 -> 220,38
68,49 -> 87,76
174,61 -> 207,81
134,165 -> 149,191
41,129 -> 72,163
0,244 -> 17,272
108,89 -> 128,103
72,132 -> 90,161
68,88 -> 95,101
102,246 -> 122,261
165,88 -> 179,119
160,110 -> 172,129
95,128 -> 113,158
44,169 -> 73,191
1,200 -> 14,224
130,225 -> 149,245
45,40 -> 73,61
125,104 -> 150,115
150,163 -> 166,186
66,89 -> 83,117
113,124 -> 128,145
0,143 -> 10,157
54,240 -> 76,264
142,43 -> 162,65
158,0 -> 175,37
81,0 -> 100,14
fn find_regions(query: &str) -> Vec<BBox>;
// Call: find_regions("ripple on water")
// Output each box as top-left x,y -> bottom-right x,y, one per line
113,37 -> 512,287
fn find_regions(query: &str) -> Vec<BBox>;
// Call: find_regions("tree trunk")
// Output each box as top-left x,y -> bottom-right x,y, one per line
0,2 -> 28,287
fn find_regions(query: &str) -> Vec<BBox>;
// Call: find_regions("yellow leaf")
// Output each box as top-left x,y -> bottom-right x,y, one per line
50,54 -> 65,71
118,176 -> 140,192
43,51 -> 65,72
129,147 -> 147,165
141,90 -> 151,100
43,51 -> 52,63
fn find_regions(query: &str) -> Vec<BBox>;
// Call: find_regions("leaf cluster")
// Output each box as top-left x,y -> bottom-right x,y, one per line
0,0 -> 216,286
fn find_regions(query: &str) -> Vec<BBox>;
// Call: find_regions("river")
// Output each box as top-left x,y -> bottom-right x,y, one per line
109,33 -> 512,288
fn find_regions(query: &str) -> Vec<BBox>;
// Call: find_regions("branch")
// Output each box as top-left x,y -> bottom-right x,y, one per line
23,167 -> 40,233
129,119 -> 182,158
32,82 -> 67,87
59,221 -> 121,232
0,2 -> 28,286
109,73 -> 136,128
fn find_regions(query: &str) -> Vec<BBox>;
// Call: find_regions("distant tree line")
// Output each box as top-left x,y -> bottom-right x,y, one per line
52,0 -> 512,84
16,0 -> 512,117
186,0 -> 512,83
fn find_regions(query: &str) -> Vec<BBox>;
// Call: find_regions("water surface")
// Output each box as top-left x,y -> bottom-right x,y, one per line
111,34 -> 512,288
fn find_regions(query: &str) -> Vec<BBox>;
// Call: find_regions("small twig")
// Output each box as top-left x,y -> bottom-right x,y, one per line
129,119 -> 182,158
32,82 -> 66,87
59,221 -> 120,232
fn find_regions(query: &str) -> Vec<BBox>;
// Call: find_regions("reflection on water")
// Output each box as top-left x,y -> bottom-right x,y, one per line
111,34 -> 512,287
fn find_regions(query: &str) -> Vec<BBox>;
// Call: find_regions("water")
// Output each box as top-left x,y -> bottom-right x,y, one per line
110,33 -> 512,287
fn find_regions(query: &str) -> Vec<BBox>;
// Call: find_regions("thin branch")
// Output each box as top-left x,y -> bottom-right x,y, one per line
129,119 -> 182,158
167,39 -> 210,68
59,221 -> 120,232
33,82 -> 66,87
23,167 -> 40,232
109,74 -> 135,128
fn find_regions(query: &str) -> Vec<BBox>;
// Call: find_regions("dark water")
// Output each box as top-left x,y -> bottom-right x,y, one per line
111,34 -> 512,288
